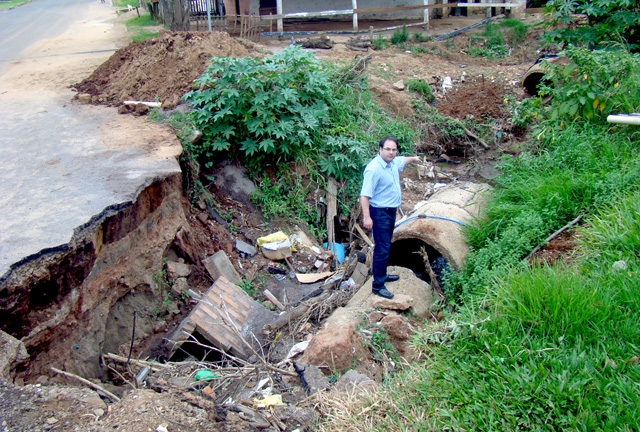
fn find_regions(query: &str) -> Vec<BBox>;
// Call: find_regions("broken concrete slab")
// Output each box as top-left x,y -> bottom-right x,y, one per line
203,251 -> 243,286
333,369 -> 377,392
235,239 -> 257,257
370,293 -> 414,311
323,266 -> 443,330
166,277 -> 276,360
293,362 -> 330,395
0,330 -> 29,379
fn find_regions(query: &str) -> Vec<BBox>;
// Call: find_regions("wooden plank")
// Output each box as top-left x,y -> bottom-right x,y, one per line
261,9 -> 353,20
326,177 -> 337,250
354,3 -> 458,13
355,224 -> 373,246
457,2 -> 517,7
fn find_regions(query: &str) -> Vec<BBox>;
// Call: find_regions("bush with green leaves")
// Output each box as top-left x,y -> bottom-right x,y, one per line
391,25 -> 409,45
542,0 -> 640,50
526,45 -> 640,127
406,79 -> 435,103
184,46 -> 332,167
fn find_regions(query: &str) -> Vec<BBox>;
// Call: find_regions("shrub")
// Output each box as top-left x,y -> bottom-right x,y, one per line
406,79 -> 435,103
184,46 -> 332,167
391,25 -> 409,45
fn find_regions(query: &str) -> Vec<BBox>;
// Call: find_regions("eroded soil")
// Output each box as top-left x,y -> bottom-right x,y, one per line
1,9 -> 578,432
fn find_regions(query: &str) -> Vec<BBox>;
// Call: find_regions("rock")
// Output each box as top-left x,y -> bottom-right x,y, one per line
371,293 -> 414,311
299,325 -> 369,374
379,314 -> 414,340
196,212 -> 208,224
203,251 -> 243,286
393,80 -> 405,91
133,103 -> 150,116
0,330 -> 29,380
367,310 -> 386,324
77,93 -> 92,104
189,129 -> 203,145
293,362 -> 330,395
166,261 -> 191,279
333,369 -> 377,392
171,277 -> 189,296
235,239 -> 257,257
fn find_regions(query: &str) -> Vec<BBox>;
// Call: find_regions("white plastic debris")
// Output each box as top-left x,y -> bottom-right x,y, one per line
442,76 -> 453,94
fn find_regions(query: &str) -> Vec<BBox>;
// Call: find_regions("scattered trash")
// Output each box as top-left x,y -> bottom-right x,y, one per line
254,394 -> 285,408
323,242 -> 345,263
442,76 -> 453,94
282,340 -> 310,363
135,367 -> 150,387
339,278 -> 355,290
296,271 -> 335,284
267,264 -> 286,275
258,231 -> 293,260
194,370 -> 217,381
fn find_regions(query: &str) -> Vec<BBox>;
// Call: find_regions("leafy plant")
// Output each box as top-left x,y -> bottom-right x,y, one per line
413,32 -> 431,43
541,0 -> 640,50
405,79 -> 435,103
239,279 -> 257,297
184,46 -> 332,167
391,25 -> 409,45
519,45 -> 640,130
372,34 -> 387,50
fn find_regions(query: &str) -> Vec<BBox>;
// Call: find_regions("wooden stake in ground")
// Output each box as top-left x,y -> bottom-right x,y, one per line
326,177 -> 338,249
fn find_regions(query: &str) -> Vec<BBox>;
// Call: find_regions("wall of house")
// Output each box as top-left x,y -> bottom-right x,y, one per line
250,0 -> 528,20
250,0 -> 430,19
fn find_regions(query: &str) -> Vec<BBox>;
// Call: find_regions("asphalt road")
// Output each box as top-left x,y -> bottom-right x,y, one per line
0,0 -> 94,76
0,0 -> 181,278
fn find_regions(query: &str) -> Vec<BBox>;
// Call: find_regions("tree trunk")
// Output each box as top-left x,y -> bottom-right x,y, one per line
160,0 -> 191,31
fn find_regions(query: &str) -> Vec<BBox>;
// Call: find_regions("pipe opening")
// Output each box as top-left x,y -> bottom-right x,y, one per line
168,330 -> 224,363
389,238 -> 449,286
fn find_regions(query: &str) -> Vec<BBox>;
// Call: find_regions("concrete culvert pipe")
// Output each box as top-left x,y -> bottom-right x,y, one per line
390,181 -> 490,283
522,54 -> 568,98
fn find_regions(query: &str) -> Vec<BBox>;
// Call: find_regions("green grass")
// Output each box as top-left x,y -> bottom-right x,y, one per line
0,0 -> 30,10
315,44 -> 640,432
124,13 -> 162,42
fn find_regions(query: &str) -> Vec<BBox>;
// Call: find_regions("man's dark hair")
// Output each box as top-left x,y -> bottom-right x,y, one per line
378,135 -> 398,149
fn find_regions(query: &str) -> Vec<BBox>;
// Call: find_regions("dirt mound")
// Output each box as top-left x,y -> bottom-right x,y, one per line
437,78 -> 507,120
73,31 -> 258,109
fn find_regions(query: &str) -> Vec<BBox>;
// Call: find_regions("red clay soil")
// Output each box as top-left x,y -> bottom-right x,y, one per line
437,77 -> 507,120
73,30 -> 258,109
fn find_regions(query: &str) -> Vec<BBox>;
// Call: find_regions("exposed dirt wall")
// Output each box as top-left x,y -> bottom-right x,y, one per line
0,173 -> 220,381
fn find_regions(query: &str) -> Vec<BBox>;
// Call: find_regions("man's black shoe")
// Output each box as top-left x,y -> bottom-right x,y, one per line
372,287 -> 394,299
386,275 -> 400,282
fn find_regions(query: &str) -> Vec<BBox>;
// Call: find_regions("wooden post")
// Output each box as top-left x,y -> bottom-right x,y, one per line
423,0 -> 429,28
326,177 -> 338,253
276,0 -> 283,33
352,0 -> 358,31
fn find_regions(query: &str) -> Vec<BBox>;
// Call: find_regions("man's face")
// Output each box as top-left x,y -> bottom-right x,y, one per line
380,140 -> 398,163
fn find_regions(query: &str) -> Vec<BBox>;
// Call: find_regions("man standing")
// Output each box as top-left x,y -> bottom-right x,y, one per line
360,136 -> 421,298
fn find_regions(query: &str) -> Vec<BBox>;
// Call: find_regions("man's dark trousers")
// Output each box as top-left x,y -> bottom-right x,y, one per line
370,206 -> 396,290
